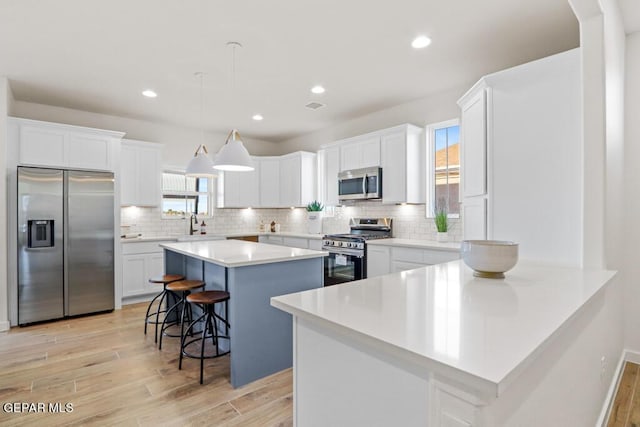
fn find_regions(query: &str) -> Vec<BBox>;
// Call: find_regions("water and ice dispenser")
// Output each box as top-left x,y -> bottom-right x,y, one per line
27,219 -> 54,248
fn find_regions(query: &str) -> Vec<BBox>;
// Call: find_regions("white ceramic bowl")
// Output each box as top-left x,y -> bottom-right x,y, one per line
460,240 -> 519,278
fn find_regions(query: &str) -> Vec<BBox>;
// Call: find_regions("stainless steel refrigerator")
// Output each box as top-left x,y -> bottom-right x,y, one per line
17,167 -> 115,325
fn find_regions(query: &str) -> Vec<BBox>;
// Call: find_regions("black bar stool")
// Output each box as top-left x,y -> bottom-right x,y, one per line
144,274 -> 185,343
158,279 -> 206,350
179,290 -> 230,384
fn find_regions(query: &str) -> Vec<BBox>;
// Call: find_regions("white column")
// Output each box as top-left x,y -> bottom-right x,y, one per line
0,77 -> 11,331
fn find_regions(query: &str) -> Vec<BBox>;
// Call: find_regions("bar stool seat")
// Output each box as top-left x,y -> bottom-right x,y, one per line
144,274 -> 185,343
179,290 -> 231,384
158,280 -> 205,350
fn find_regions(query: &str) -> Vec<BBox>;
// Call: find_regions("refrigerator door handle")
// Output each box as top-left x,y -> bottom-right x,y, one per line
63,171 -> 69,316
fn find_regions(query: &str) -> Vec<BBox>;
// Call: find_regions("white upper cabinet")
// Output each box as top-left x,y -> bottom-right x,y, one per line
320,124 -> 423,205
279,154 -> 301,208
120,139 -> 162,207
279,152 -> 316,208
380,125 -> 424,204
218,152 -> 316,208
259,157 -> 281,207
317,146 -> 340,206
461,197 -> 486,240
11,117 -> 123,171
459,86 -> 487,198
457,49 -> 582,266
220,157 -> 260,208
339,136 -> 380,171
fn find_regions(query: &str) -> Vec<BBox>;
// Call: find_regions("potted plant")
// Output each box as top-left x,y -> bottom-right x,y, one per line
306,201 -> 324,234
434,203 -> 448,242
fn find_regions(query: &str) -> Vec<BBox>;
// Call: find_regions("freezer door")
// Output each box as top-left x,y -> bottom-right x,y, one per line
66,170 -> 115,315
17,167 -> 64,324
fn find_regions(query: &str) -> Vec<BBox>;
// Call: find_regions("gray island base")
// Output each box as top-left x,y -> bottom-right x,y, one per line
161,240 -> 326,388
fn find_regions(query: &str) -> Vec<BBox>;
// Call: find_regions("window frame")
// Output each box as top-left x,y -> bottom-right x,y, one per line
425,118 -> 461,219
161,168 -> 215,219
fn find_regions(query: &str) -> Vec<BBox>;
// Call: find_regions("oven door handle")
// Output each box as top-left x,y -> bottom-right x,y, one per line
328,249 -> 364,258
362,174 -> 367,195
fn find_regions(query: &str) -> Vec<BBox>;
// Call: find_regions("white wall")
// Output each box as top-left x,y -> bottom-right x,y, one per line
0,77 -> 13,331
623,32 -> 640,351
276,84 -> 470,153
602,0 -> 626,274
570,2 -> 607,270
487,279 -> 622,426
11,100 -> 283,167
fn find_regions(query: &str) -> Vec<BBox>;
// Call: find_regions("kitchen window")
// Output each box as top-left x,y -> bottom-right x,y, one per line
426,119 -> 460,217
161,171 -> 213,218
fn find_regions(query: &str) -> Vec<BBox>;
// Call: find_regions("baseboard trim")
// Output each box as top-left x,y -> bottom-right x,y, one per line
0,320 -> 10,332
623,349 -> 640,364
597,349 -> 640,426
122,294 -> 155,306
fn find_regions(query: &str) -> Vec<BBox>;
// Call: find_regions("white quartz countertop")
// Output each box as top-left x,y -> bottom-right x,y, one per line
367,238 -> 460,251
160,239 -> 327,268
251,231 -> 324,240
121,231 -> 324,243
120,235 -> 177,243
271,260 -> 616,397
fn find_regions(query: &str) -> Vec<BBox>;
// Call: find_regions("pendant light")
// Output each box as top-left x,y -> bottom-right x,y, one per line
213,42 -> 254,172
186,72 -> 217,177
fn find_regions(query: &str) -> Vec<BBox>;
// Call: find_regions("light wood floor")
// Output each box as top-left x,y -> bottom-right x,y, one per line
608,362 -> 640,427
0,303 -> 293,426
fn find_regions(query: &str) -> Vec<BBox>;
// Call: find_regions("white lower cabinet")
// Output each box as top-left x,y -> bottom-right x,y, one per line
392,247 -> 460,272
430,380 -> 483,427
391,260 -> 426,273
308,239 -> 323,251
259,235 -> 284,245
367,244 -> 460,276
366,245 -> 390,278
283,237 -> 308,249
121,241 -> 170,301
258,235 -> 323,250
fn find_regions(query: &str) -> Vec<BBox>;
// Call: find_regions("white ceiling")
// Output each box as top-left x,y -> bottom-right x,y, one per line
0,0 -> 579,142
619,0 -> 640,33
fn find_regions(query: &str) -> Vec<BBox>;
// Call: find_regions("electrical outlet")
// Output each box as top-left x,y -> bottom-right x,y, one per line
600,356 -> 608,382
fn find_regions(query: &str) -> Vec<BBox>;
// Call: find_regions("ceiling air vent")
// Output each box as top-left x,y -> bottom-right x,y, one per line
305,102 -> 325,110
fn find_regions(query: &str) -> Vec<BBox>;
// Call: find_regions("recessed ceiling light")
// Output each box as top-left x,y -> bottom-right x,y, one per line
311,85 -> 325,94
411,35 -> 432,49
142,89 -> 157,98
252,114 -> 263,121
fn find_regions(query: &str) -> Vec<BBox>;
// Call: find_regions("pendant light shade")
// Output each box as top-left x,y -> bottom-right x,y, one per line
213,130 -> 254,171
186,144 -> 216,177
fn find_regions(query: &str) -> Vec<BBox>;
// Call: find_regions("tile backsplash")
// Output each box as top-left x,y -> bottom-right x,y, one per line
121,202 -> 461,242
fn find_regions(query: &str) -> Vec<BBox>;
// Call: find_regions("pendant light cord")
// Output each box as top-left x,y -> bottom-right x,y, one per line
226,42 -> 242,144
200,72 -> 205,149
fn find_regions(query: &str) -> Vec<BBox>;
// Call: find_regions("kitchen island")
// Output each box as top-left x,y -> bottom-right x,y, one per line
161,239 -> 326,388
271,260 -> 619,426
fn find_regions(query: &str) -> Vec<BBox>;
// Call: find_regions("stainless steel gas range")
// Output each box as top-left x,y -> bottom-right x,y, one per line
322,218 -> 392,286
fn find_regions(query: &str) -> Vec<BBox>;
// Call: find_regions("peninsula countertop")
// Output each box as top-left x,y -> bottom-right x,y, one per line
160,239 -> 327,268
271,259 -> 616,397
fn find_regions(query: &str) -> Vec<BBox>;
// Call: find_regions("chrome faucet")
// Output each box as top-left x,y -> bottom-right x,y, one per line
189,214 -> 198,235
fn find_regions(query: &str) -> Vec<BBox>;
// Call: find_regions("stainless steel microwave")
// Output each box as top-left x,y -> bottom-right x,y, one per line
338,167 -> 382,201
